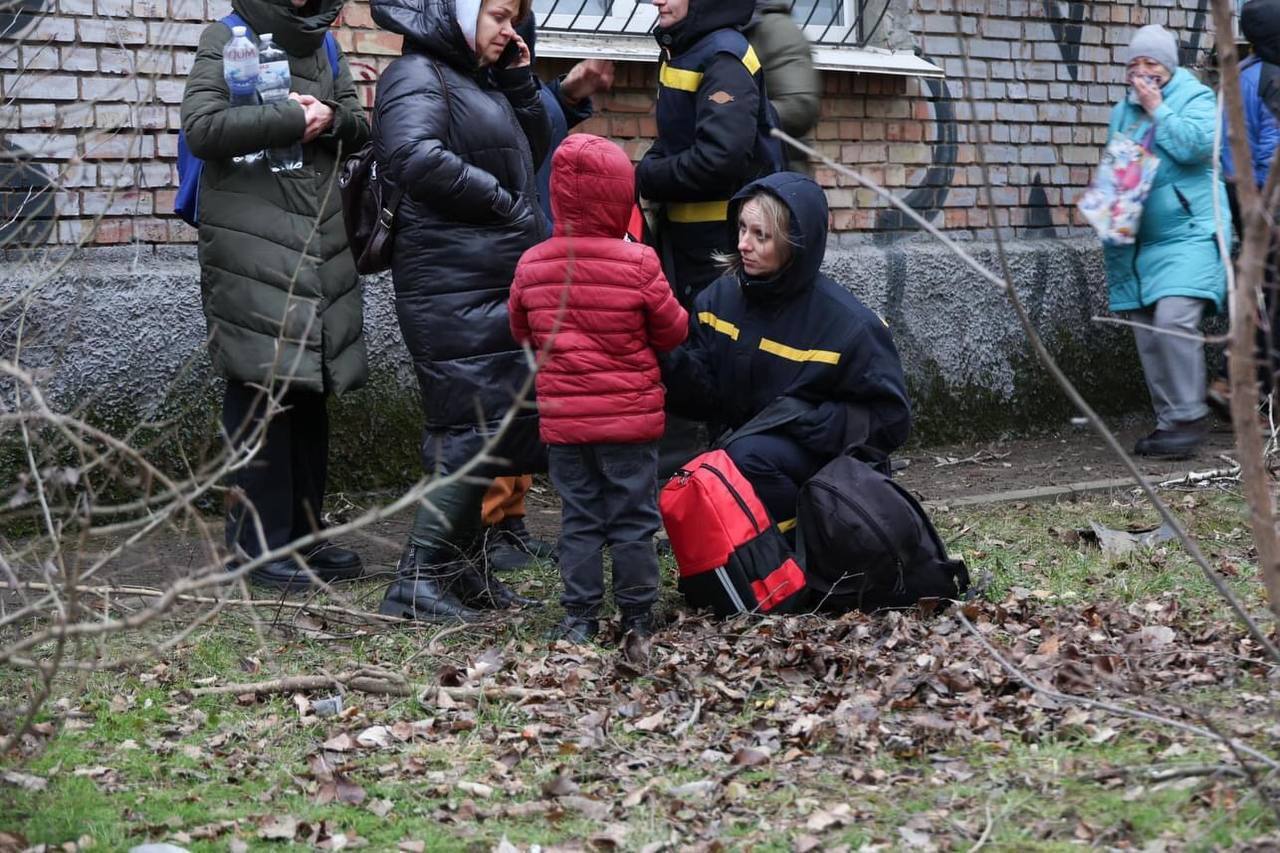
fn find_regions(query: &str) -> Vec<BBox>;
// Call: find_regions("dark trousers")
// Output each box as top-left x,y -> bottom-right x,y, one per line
723,433 -> 825,528
223,380 -> 329,558
549,442 -> 662,618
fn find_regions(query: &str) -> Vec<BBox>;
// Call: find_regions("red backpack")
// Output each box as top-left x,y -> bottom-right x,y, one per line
659,450 -> 807,616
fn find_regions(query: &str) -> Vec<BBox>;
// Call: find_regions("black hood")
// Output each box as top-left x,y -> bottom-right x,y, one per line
371,0 -> 475,68
655,0 -> 755,55
1244,0 -> 1280,65
728,171 -> 828,304
231,0 -> 343,56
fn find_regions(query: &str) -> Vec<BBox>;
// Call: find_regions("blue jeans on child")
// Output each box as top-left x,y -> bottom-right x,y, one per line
548,442 -> 662,619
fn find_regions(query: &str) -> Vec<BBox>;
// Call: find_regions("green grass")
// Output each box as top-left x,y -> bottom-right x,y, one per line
2,489 -> 1277,850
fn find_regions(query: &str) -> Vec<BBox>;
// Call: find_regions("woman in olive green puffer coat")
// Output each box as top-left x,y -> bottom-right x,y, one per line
182,0 -> 370,395
180,0 -> 370,589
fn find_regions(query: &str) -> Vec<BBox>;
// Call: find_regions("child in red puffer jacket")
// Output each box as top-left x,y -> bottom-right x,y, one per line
509,133 -> 688,646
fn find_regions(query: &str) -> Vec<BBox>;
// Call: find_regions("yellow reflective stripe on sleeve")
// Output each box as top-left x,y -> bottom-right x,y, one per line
659,62 -> 703,92
697,311 -> 740,341
669,200 -> 730,223
777,517 -> 797,533
742,45 -> 762,75
759,338 -> 842,365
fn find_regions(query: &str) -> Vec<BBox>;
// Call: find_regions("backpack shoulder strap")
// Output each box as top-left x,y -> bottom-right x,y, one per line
323,32 -> 340,79
220,11 -> 251,38
1259,60 -> 1280,124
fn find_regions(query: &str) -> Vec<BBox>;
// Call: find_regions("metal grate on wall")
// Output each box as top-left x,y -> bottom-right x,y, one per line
531,0 -> 882,49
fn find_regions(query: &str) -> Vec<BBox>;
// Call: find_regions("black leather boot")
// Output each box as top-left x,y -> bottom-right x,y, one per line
546,613 -> 598,643
300,542 -> 363,580
378,544 -> 484,623
449,559 -> 543,610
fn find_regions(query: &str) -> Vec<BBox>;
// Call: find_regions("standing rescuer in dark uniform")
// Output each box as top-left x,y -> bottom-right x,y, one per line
639,0 -> 783,307
640,0 -> 783,476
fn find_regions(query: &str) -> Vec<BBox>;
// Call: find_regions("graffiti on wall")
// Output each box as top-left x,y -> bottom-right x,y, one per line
0,0 -> 56,245
874,68 -> 957,241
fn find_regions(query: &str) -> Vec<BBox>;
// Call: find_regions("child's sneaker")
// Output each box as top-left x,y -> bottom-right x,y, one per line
546,614 -> 598,644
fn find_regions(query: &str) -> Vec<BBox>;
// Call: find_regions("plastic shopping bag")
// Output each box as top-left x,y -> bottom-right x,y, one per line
1077,127 -> 1160,246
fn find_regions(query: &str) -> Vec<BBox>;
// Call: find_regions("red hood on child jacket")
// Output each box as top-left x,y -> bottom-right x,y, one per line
551,133 -> 637,239
509,134 -> 689,446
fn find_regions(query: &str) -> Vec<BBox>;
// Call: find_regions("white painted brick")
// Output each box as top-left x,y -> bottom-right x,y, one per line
78,17 -> 148,44
133,0 -> 167,16
171,0 -> 206,18
20,103 -> 57,128
3,72 -> 78,101
98,47 -> 134,74
95,0 -> 134,16
7,132 -> 79,159
61,46 -> 100,72
136,47 -> 174,74
19,44 -> 61,70
150,21 -> 206,47
82,75 -> 147,102
57,101 -> 96,128
81,190 -> 154,215
58,0 -> 97,13
26,16 -> 76,42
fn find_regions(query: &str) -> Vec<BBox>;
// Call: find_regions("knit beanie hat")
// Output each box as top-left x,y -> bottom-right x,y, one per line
455,0 -> 481,51
1122,24 -> 1179,73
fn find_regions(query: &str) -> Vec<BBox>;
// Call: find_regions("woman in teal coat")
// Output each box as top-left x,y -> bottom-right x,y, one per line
1102,25 -> 1228,459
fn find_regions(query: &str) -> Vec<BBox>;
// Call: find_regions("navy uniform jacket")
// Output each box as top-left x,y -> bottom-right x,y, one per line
638,0 -> 782,305
662,173 -> 912,461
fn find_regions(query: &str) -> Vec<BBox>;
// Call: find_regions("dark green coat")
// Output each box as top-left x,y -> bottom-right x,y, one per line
180,0 -> 370,394
747,0 -> 819,140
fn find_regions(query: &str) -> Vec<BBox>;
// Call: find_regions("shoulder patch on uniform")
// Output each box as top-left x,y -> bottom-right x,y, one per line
708,90 -> 735,105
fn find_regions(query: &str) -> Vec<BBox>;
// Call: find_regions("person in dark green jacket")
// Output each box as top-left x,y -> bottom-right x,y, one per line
181,0 -> 370,589
746,0 -> 819,171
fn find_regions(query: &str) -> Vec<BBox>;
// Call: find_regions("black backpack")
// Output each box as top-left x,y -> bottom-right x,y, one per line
796,454 -> 969,611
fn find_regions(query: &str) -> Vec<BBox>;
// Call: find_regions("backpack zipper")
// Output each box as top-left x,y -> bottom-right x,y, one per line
701,463 -> 763,535
808,480 -> 907,599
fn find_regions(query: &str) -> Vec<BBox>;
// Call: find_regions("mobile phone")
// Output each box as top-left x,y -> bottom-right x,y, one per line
497,39 -> 521,69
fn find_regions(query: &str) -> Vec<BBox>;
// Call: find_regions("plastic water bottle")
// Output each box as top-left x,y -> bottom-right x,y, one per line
223,25 -> 262,164
256,33 -> 303,173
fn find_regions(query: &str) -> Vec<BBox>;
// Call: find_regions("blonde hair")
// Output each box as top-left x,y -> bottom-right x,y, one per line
713,190 -> 797,275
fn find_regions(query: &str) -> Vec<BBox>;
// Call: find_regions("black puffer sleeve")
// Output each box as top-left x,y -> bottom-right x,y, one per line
374,54 -> 518,222
494,65 -> 552,171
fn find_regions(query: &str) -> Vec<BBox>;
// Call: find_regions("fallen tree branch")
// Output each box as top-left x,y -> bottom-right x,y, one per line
1,580 -> 409,624
1157,465 -> 1242,489
417,685 -> 564,706
190,667 -> 412,698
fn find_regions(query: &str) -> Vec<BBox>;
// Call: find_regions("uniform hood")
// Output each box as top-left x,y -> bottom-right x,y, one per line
550,134 -> 636,239
231,0 -> 343,56
1244,0 -> 1280,65
371,0 -> 476,68
656,0 -> 755,55
728,171 -> 828,302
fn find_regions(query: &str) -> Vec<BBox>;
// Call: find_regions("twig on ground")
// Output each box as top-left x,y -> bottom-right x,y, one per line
417,685 -> 564,706
1157,465 -> 1242,489
672,697 -> 704,740
933,450 -> 1011,468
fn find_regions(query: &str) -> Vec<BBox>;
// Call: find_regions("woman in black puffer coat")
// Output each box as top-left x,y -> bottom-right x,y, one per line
372,0 -> 549,621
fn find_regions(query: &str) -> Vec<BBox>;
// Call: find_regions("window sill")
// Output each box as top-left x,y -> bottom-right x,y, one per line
535,32 -> 945,78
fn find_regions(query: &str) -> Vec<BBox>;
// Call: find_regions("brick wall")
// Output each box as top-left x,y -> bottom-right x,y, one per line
0,0 -> 1216,246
